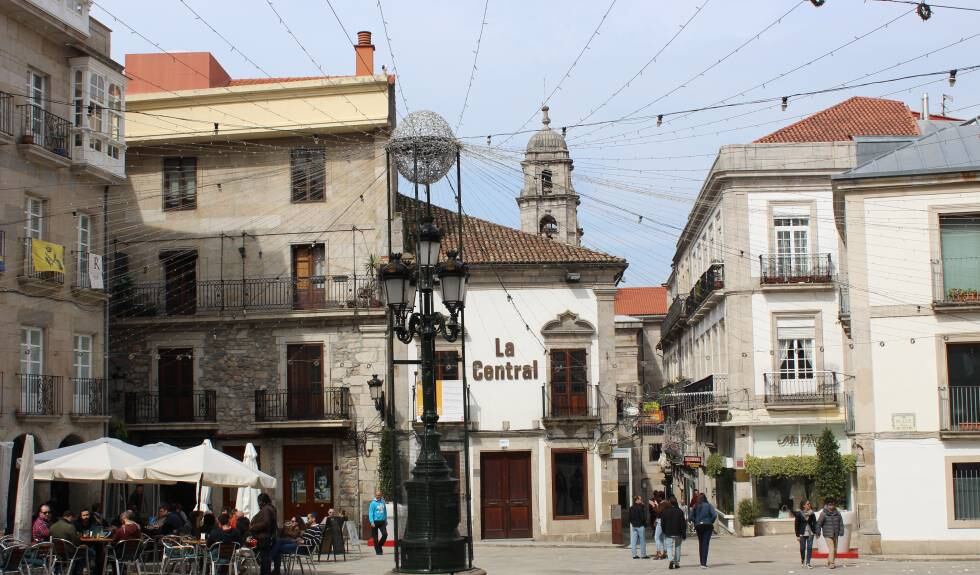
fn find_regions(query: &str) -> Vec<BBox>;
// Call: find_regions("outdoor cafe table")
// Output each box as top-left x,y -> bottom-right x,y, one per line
79,535 -> 113,575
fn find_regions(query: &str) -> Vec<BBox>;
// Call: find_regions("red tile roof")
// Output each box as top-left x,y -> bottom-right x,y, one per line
226,76 -> 342,86
754,97 -> 920,143
397,195 -> 626,267
910,110 -> 962,122
615,287 -> 668,316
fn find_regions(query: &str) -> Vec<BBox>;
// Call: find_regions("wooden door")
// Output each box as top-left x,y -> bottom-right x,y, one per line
286,344 -> 323,420
292,245 -> 325,310
550,349 -> 588,417
159,348 -> 193,421
162,251 -> 197,315
282,446 -> 333,519
481,452 -> 531,539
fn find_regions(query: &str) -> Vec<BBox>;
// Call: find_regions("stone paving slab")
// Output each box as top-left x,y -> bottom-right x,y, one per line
316,536 -> 980,574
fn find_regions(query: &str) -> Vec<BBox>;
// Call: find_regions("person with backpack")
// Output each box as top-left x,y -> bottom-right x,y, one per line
692,493 -> 718,569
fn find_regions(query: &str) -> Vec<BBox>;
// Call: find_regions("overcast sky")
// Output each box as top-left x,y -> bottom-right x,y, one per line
97,0 -> 980,286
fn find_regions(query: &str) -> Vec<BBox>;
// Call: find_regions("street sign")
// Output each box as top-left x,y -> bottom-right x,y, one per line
683,455 -> 702,468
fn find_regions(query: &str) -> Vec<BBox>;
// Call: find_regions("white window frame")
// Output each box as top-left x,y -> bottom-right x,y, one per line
776,317 -> 816,381
20,327 -> 43,375
74,333 -> 92,379
25,197 -> 43,239
76,213 -> 91,287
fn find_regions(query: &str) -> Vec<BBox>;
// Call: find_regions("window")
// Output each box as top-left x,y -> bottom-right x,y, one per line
550,349 -> 588,417
73,334 -> 92,379
107,83 -> 122,159
939,214 -> 980,302
25,197 -> 43,239
73,69 -> 83,147
552,450 -> 588,519
540,215 -> 558,238
290,148 -> 326,202
76,213 -> 91,287
20,327 -> 43,375
774,213 -> 810,276
953,462 -> 980,520
436,350 -> 459,380
541,169 -> 553,193
88,72 -> 105,154
945,343 -> 980,431
26,69 -> 45,108
648,443 -> 662,463
776,318 -> 815,380
163,157 -> 197,210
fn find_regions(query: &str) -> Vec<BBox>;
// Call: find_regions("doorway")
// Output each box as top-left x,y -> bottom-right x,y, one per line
161,251 -> 197,315
286,344 -> 323,421
291,244 -> 325,310
282,445 -> 333,519
158,348 -> 193,422
480,451 -> 531,539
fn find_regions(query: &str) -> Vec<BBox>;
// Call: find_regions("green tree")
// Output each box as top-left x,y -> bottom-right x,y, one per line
377,427 -> 394,500
814,427 -> 847,505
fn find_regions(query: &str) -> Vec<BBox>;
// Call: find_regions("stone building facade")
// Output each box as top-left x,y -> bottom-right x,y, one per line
109,36 -> 396,523
1,0 -> 126,523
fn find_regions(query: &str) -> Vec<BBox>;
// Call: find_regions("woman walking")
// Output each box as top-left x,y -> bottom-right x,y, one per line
795,500 -> 817,569
692,493 -> 717,569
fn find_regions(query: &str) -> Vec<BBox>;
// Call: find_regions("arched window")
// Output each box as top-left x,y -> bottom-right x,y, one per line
541,169 -> 553,193
540,215 -> 558,238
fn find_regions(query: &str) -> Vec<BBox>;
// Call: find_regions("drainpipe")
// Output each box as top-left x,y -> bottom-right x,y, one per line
103,185 -> 109,438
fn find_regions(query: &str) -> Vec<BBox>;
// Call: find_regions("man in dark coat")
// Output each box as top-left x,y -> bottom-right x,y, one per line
660,496 -> 687,570
817,499 -> 845,569
628,495 -> 650,559
249,493 -> 277,575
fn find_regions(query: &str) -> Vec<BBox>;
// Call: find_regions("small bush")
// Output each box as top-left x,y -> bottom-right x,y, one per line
737,498 -> 760,526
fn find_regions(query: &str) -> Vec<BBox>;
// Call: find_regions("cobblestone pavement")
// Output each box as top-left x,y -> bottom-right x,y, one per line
315,536 -> 979,574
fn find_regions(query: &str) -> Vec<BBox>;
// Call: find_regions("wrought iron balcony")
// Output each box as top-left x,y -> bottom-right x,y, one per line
940,386 -> 980,433
124,391 -> 216,424
541,384 -> 598,420
763,371 -> 839,406
17,374 -> 63,416
18,104 -> 71,159
70,377 -> 106,416
660,296 -> 688,340
254,387 -> 351,423
20,238 -> 66,285
115,276 -> 380,317
686,263 -> 724,316
760,253 -> 834,285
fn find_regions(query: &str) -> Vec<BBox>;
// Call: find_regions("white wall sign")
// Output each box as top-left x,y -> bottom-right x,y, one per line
88,253 -> 104,289
891,413 -> 916,432
499,439 -> 510,450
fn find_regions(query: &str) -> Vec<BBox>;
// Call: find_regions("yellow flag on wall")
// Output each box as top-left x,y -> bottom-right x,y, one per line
415,379 -> 444,418
31,239 -> 65,273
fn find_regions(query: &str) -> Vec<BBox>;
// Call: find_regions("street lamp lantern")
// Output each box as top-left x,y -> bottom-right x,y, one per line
437,250 -> 468,315
418,216 -> 443,268
367,374 -> 385,414
379,253 -> 415,312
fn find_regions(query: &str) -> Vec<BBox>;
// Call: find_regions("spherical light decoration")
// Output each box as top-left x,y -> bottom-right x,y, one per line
388,110 -> 460,184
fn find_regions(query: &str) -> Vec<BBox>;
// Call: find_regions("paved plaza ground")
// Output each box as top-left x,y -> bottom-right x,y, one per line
316,536 -> 979,574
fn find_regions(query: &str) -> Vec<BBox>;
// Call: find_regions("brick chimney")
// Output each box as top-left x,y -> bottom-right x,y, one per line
355,31 -> 374,76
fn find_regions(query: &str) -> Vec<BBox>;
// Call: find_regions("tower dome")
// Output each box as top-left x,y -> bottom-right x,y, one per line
526,106 -> 568,153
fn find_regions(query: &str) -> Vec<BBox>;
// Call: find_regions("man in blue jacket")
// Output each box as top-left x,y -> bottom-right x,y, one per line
368,491 -> 388,555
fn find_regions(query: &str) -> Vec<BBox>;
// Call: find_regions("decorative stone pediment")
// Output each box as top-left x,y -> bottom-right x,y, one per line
541,311 -> 595,337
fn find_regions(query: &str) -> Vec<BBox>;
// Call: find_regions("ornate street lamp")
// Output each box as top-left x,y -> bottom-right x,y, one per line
382,110 -> 472,573
368,374 -> 385,415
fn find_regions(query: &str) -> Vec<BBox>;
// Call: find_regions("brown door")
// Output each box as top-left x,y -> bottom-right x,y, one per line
550,349 -> 588,417
286,344 -> 323,420
282,446 -> 332,519
162,251 -> 197,315
292,244 -> 325,310
159,348 -> 193,422
481,452 -> 531,539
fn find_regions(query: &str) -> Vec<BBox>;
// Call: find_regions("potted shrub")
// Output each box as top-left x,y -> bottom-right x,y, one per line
737,499 -> 759,537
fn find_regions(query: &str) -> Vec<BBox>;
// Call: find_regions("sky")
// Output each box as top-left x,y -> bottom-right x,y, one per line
96,0 -> 980,286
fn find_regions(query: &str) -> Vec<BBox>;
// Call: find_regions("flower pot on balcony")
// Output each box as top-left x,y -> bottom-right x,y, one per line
948,289 -> 980,303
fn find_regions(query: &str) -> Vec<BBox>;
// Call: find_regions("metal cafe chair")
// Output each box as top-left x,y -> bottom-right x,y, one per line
1,545 -> 28,575
205,542 -> 238,575
104,538 -> 144,575
23,542 -> 52,575
50,539 -> 89,575
159,537 -> 194,575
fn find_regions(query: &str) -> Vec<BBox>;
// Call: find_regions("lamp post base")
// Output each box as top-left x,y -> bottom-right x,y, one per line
388,569 -> 486,575
398,473 -> 467,573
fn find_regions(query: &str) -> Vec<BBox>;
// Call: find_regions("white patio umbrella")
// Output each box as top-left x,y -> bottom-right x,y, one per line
34,442 -> 150,482
125,441 -> 277,489
234,443 -> 261,518
13,435 -> 35,544
194,440 -> 213,512
34,437 -> 147,464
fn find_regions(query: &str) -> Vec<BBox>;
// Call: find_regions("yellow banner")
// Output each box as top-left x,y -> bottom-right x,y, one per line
415,379 -> 443,418
31,239 -> 65,273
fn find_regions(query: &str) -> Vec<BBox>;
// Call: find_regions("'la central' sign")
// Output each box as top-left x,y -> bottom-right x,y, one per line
472,338 -> 539,381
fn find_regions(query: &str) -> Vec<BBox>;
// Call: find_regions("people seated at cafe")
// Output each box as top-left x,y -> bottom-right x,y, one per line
233,511 -> 251,545
111,511 -> 141,544
89,503 -> 107,527
74,509 -> 99,535
50,510 -> 82,546
32,504 -> 52,543
271,516 -> 305,575
206,513 -> 239,547
158,504 -> 186,536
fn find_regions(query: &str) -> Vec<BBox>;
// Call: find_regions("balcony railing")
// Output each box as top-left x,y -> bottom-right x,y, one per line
764,371 -> 839,406
686,263 -> 724,316
940,386 -> 980,432
17,374 -> 63,416
72,250 -> 103,290
21,238 -> 66,284
760,253 -> 833,285
660,296 -> 688,340
0,92 -> 13,137
933,259 -> 980,306
18,104 -> 71,159
70,377 -> 106,416
124,391 -> 216,424
116,276 -> 380,317
839,285 -> 851,318
254,388 -> 350,422
542,384 -> 598,419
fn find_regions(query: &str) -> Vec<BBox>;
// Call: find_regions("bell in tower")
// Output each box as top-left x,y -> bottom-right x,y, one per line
517,106 -> 581,246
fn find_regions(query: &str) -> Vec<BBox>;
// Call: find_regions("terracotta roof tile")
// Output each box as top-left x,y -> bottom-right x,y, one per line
397,195 -> 626,267
615,287 -> 668,316
754,97 -> 920,143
